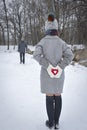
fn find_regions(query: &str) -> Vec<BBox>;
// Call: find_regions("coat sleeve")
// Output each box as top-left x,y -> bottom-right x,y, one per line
59,42 -> 74,69
33,45 -> 49,69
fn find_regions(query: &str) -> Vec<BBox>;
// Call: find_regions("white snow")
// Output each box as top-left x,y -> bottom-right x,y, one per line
0,46 -> 87,130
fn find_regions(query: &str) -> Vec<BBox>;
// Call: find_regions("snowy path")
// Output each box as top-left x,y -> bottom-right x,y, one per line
0,50 -> 87,130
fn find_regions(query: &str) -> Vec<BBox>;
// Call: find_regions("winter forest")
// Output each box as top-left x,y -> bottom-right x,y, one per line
0,0 -> 87,49
0,1 -> 87,130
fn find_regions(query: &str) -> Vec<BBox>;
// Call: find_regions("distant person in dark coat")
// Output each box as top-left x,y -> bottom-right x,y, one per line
18,38 -> 27,64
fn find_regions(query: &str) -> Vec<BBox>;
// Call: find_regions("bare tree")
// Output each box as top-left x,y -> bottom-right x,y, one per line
0,0 -> 87,47
2,0 -> 10,49
0,22 -> 6,45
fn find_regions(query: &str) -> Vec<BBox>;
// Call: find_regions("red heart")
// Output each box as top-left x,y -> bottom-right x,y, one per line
51,69 -> 58,75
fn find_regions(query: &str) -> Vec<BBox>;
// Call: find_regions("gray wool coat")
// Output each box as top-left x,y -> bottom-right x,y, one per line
33,35 -> 74,94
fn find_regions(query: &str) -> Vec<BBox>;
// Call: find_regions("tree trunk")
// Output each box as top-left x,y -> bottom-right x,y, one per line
2,0 -> 10,50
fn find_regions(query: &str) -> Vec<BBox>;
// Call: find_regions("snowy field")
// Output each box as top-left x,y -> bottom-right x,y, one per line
0,46 -> 87,130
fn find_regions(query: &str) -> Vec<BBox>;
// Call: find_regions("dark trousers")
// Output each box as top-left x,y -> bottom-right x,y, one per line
20,52 -> 25,64
46,95 -> 62,125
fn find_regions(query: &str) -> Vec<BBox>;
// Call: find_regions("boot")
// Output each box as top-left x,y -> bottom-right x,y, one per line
45,120 -> 53,129
46,96 -> 54,128
54,95 -> 62,129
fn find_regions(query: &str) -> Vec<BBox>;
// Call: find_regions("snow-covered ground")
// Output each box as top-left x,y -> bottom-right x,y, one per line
0,46 -> 87,130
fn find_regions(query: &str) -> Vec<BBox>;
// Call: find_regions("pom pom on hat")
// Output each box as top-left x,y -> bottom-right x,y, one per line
45,12 -> 58,31
48,13 -> 55,21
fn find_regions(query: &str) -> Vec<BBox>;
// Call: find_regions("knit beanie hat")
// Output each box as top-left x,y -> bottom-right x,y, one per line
45,13 -> 58,31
